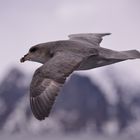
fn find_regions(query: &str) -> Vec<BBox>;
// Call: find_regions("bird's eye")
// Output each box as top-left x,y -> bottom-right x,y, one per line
29,47 -> 38,53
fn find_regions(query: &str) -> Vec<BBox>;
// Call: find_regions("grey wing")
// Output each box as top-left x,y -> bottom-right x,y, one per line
30,52 -> 83,120
30,73 -> 62,120
68,33 -> 111,46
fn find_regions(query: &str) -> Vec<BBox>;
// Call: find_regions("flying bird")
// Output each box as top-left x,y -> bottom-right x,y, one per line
20,33 -> 140,120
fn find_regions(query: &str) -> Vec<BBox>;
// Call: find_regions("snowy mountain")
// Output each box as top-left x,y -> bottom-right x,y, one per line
0,67 -> 140,136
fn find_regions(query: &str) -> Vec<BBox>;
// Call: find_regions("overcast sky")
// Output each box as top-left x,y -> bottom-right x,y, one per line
0,0 -> 140,81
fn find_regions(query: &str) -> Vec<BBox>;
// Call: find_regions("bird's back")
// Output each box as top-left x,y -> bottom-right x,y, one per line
51,40 -> 98,57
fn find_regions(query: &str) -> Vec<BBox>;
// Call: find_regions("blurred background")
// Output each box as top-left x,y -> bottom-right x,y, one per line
0,0 -> 140,139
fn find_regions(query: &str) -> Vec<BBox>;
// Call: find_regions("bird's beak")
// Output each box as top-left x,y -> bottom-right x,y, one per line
20,53 -> 30,63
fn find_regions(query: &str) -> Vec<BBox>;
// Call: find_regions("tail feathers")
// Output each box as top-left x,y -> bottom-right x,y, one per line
78,49 -> 140,70
121,50 -> 140,59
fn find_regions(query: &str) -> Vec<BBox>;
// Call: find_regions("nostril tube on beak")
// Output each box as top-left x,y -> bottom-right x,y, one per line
20,54 -> 29,63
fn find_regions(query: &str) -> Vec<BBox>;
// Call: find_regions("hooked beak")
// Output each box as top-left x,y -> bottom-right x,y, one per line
20,53 -> 30,63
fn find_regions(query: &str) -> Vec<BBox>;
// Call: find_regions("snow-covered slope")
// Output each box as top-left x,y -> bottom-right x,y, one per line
0,67 -> 140,136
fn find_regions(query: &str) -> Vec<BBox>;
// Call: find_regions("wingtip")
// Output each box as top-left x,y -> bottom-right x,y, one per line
103,33 -> 112,36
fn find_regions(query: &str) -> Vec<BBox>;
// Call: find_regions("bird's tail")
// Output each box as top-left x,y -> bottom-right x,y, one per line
78,49 -> 140,70
119,50 -> 140,60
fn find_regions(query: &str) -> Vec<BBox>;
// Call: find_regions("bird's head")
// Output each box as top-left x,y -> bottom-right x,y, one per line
20,45 -> 50,64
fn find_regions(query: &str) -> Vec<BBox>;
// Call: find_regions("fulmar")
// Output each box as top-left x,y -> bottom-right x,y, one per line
20,33 -> 140,120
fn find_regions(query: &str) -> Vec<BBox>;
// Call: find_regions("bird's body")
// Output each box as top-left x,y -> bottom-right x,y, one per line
31,37 -> 140,70
20,33 -> 140,120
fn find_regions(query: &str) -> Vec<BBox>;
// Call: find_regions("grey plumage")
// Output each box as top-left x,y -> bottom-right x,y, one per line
69,33 -> 111,46
20,33 -> 140,120
30,52 -> 83,120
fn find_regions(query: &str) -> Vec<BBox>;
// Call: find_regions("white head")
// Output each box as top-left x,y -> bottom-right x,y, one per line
20,45 -> 51,64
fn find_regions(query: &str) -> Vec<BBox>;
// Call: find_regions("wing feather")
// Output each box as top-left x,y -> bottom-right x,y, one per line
30,97 -> 42,119
30,52 -> 83,120
36,96 -> 47,115
68,33 -> 111,46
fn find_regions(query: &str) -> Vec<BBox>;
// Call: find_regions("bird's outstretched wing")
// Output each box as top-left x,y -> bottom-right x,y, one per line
68,33 -> 111,46
30,52 -> 83,120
